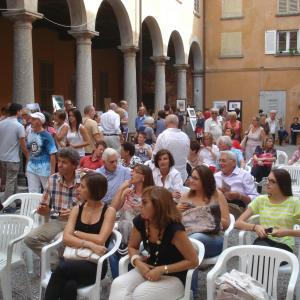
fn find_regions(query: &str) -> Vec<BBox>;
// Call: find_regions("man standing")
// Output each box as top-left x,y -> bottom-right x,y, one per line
266,110 -> 279,143
0,103 -> 28,202
214,151 -> 258,219
24,148 -> 81,256
135,106 -> 147,132
100,103 -> 121,150
83,105 -> 102,155
96,148 -> 131,204
119,100 -> 129,132
153,114 -> 190,182
204,107 -> 223,142
26,112 -> 57,193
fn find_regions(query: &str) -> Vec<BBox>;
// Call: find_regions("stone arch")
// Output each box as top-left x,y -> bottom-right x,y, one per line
66,0 -> 88,28
96,0 -> 133,46
142,16 -> 164,57
169,30 -> 185,65
189,39 -> 203,72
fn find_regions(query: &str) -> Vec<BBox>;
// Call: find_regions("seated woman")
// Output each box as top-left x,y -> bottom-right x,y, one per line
152,149 -> 183,200
79,140 -> 107,170
109,164 -> 154,278
236,169 -> 300,253
44,173 -> 116,300
251,137 -> 277,193
109,186 -> 199,300
188,140 -> 202,169
178,165 -> 230,258
199,133 -> 219,172
224,127 -> 242,150
135,131 -> 152,163
121,142 -> 142,169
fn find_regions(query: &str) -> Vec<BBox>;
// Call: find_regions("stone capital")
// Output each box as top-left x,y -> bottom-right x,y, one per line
118,45 -> 139,58
69,29 -> 99,44
150,55 -> 170,66
3,9 -> 43,25
173,64 -> 189,71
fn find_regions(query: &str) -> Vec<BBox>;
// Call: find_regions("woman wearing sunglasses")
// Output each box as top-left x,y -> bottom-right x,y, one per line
236,169 -> 300,253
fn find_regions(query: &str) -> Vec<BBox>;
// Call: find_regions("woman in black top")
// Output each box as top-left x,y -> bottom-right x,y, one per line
109,186 -> 198,300
45,173 -> 116,300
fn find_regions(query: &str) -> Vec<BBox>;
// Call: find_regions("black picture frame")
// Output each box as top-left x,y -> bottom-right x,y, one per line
227,100 -> 242,121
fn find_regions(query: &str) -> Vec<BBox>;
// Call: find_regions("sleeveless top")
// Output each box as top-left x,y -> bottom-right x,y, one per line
55,122 -> 69,149
67,124 -> 85,157
133,215 -> 187,284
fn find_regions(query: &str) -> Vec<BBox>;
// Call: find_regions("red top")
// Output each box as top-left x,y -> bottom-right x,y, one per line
79,156 -> 104,170
232,140 -> 242,150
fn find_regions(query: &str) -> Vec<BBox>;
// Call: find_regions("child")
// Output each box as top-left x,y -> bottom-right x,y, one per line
134,132 -> 152,163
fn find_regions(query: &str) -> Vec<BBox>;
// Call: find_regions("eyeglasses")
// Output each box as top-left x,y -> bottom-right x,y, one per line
189,176 -> 201,181
108,160 -> 118,164
267,178 -> 277,184
132,169 -> 144,175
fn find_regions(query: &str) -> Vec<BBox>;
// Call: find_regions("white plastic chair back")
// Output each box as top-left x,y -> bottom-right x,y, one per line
0,214 -> 33,262
275,150 -> 288,165
3,193 -> 43,224
207,245 -> 299,300
278,165 -> 300,193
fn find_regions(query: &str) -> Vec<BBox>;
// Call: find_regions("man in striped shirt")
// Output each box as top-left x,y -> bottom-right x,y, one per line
24,148 -> 81,256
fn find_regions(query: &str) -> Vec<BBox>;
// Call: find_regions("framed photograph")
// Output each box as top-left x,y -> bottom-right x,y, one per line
227,100 -> 243,120
176,99 -> 186,112
52,95 -> 64,112
187,107 -> 196,118
213,100 -> 227,110
26,103 -> 40,113
190,117 -> 197,131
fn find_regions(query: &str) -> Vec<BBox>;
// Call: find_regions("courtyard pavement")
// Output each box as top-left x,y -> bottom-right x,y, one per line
0,142 -> 298,300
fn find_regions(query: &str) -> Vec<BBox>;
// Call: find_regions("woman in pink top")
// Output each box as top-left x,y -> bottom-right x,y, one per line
224,111 -> 242,142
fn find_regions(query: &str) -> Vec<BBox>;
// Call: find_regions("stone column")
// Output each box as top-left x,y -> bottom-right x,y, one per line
151,56 -> 169,111
119,45 -> 139,132
193,71 -> 204,111
69,30 -> 98,113
174,64 -> 189,101
3,11 -> 42,105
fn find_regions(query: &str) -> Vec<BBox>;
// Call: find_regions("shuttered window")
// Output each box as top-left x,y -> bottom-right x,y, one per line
220,32 -> 242,57
278,0 -> 299,14
39,61 -> 54,112
222,0 -> 243,18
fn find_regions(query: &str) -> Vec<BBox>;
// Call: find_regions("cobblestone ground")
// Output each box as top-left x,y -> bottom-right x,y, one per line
0,142 -> 297,300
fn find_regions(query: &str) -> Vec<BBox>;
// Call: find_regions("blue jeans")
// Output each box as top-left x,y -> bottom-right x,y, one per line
189,232 -> 224,296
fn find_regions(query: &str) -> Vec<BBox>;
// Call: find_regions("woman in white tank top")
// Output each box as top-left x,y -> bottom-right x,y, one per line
67,109 -> 90,157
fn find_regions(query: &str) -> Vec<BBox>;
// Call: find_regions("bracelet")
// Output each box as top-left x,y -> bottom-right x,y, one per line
164,265 -> 169,274
253,224 -> 256,231
130,254 -> 141,268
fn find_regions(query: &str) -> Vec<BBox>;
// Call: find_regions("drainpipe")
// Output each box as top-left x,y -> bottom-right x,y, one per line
202,0 -> 206,110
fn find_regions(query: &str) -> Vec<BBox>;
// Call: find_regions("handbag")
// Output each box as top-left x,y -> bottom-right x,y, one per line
240,135 -> 248,149
63,246 -> 101,263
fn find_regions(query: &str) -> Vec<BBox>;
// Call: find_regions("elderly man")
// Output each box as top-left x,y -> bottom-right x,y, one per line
204,107 -> 223,142
135,106 -> 147,132
83,105 -> 102,155
266,110 -> 279,143
153,114 -> 190,182
96,148 -> 131,204
24,148 -> 81,256
214,150 -> 258,218
119,100 -> 129,132
217,136 -> 245,169
100,103 -> 121,150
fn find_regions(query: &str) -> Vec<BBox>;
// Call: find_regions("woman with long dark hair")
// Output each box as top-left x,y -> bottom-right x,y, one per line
236,169 -> 300,253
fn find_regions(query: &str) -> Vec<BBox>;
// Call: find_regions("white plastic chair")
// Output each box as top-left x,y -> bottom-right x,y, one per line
238,214 -> 300,299
278,165 -> 300,193
40,229 -> 122,300
118,238 -> 205,300
244,158 -> 253,173
200,214 -> 235,268
207,245 -> 299,300
0,214 -> 33,300
2,193 -> 43,273
275,150 -> 288,166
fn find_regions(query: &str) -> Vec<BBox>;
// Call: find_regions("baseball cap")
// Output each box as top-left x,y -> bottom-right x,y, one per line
31,112 -> 46,124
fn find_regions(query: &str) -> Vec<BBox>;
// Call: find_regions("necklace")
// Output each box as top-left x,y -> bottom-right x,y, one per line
145,220 -> 162,266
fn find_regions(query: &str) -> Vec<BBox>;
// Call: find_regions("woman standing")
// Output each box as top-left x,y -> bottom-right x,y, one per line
244,116 -> 265,162
67,108 -> 90,157
54,109 -> 69,148
109,186 -> 198,300
224,111 -> 242,142
198,133 -> 219,172
44,172 -> 116,300
236,169 -> 300,253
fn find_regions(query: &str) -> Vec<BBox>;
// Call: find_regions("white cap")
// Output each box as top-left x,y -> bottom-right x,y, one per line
31,112 -> 45,124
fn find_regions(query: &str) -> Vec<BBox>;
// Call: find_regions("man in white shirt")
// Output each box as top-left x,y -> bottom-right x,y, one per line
266,110 -> 279,143
204,107 -> 223,142
153,114 -> 190,182
100,103 -> 121,151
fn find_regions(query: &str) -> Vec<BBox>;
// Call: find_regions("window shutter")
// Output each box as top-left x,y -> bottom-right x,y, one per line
278,0 -> 287,14
297,29 -> 300,52
289,0 -> 299,12
265,30 -> 277,54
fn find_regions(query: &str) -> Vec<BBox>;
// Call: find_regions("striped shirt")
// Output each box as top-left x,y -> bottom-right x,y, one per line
41,170 -> 81,211
249,195 -> 300,250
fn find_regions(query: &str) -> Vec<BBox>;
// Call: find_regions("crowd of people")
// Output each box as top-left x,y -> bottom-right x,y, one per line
0,100 -> 300,299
